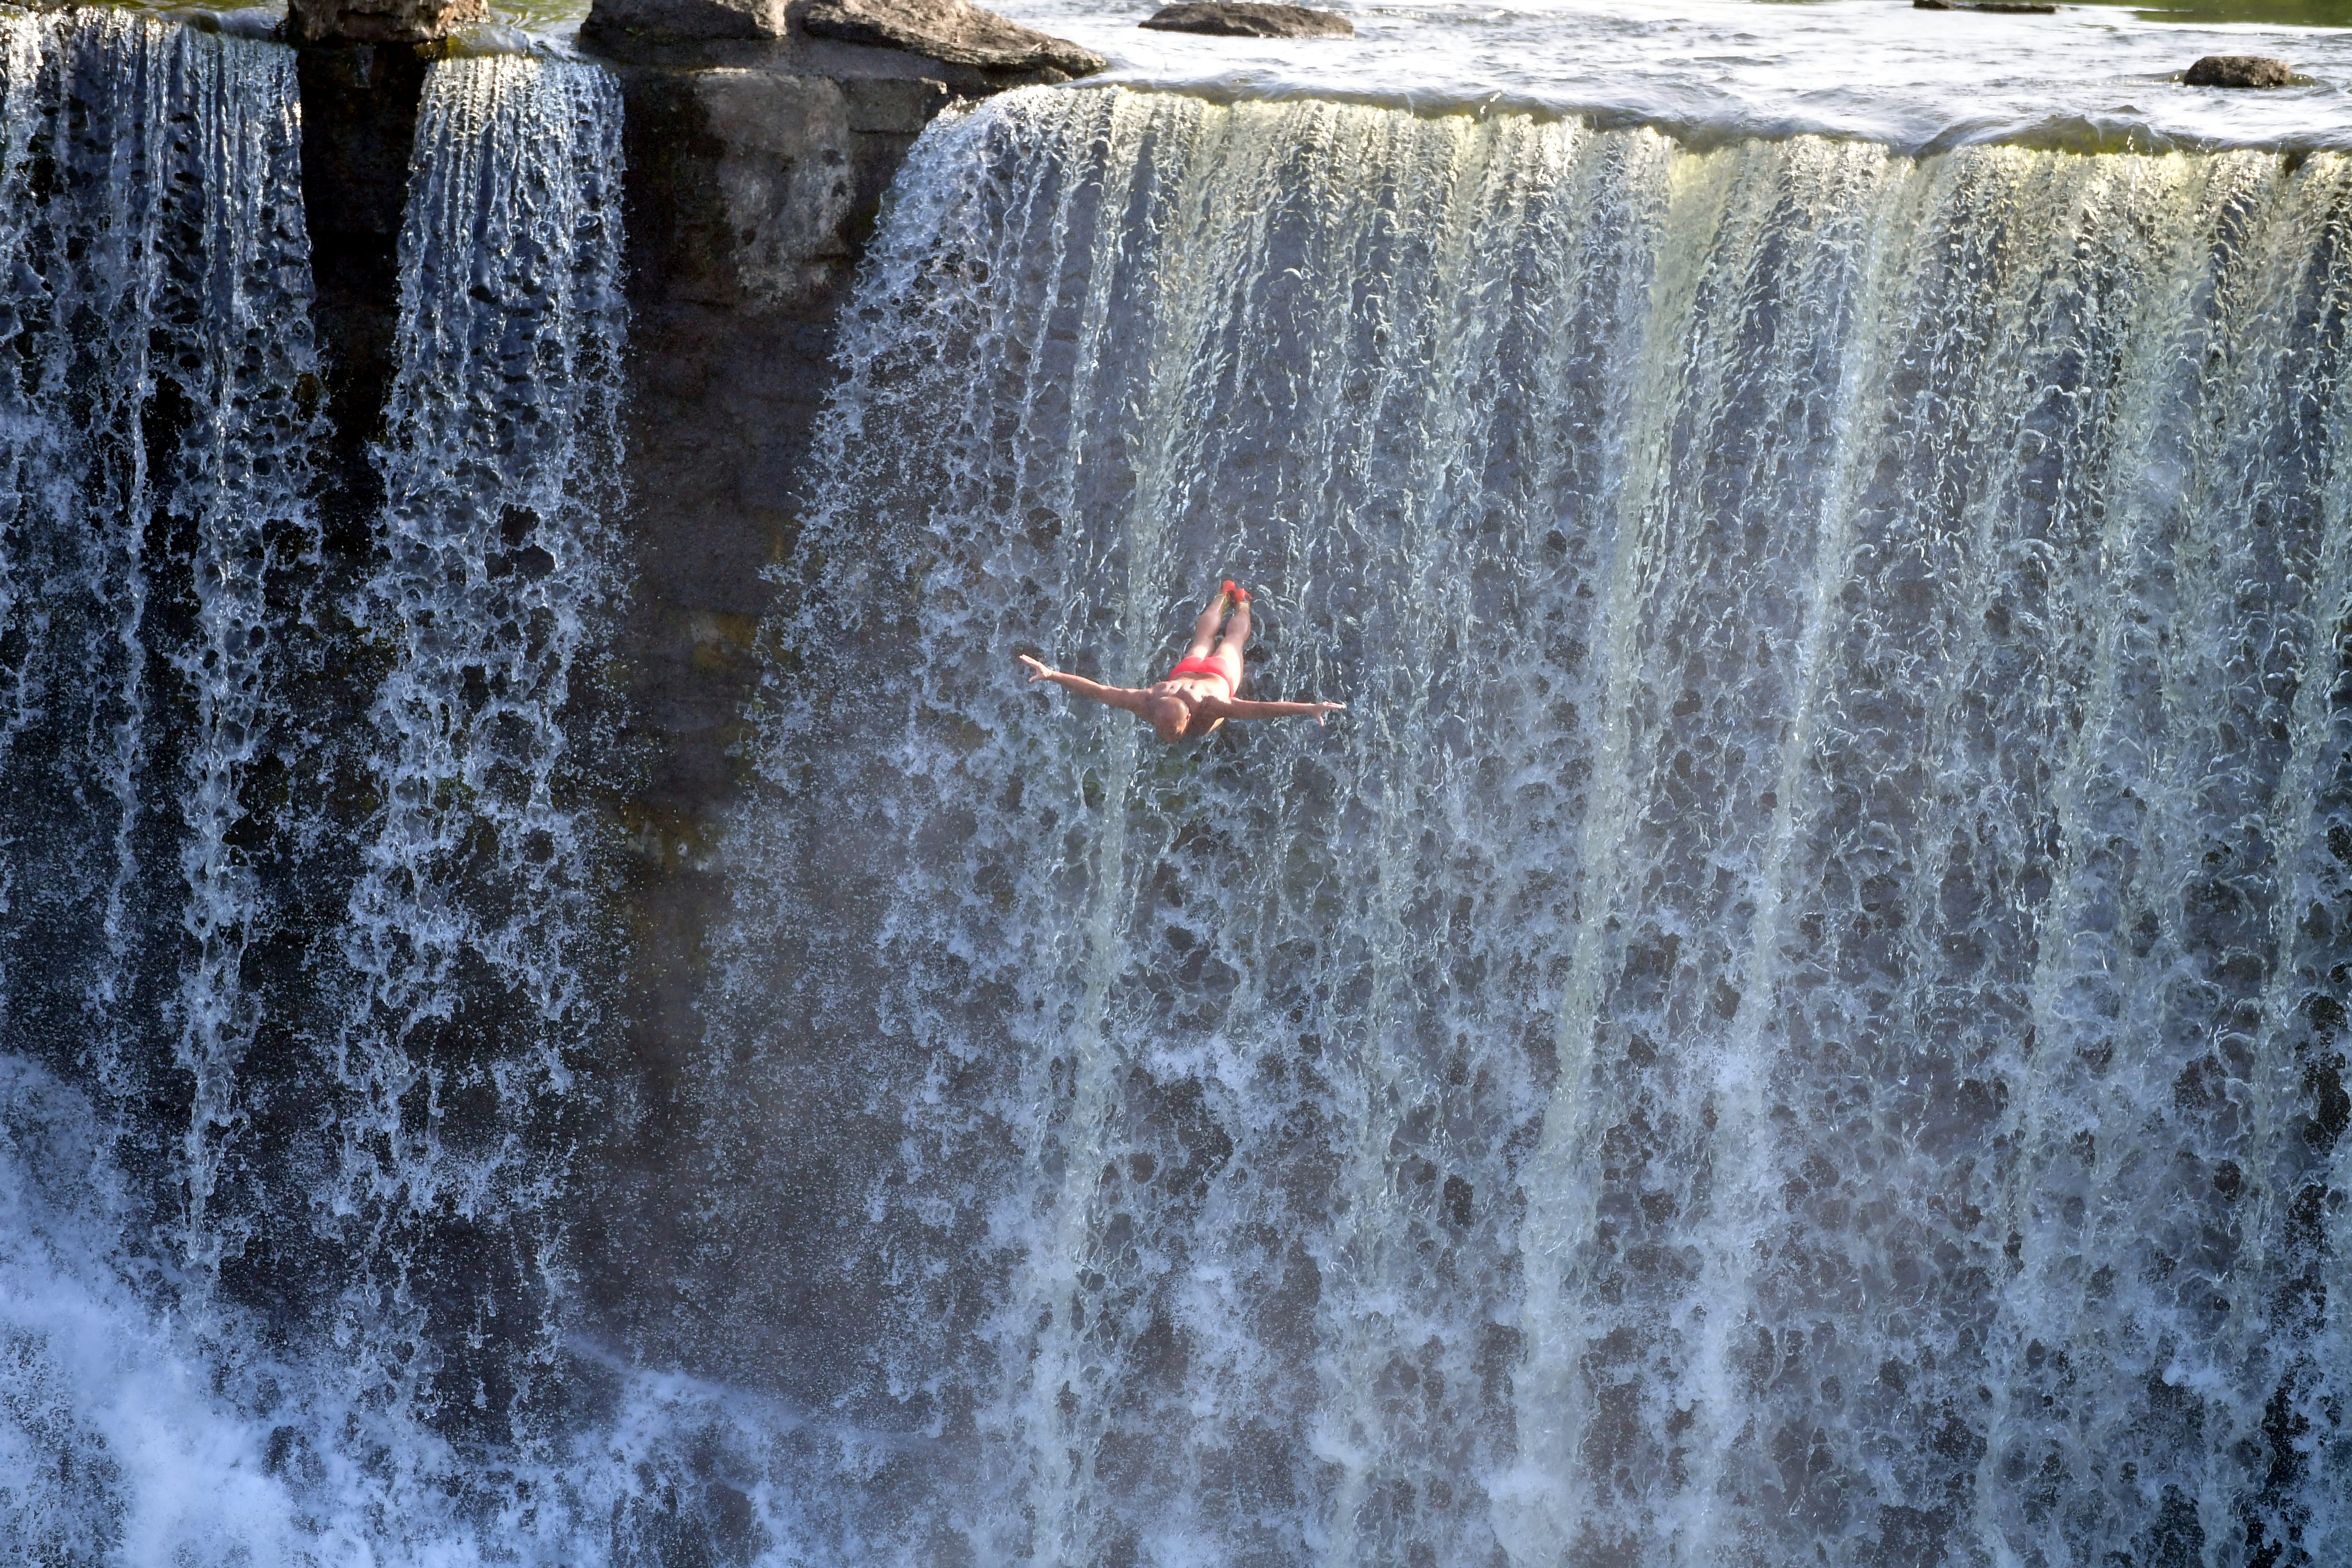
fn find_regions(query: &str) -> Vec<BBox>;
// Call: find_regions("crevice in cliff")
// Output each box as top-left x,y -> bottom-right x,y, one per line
297,41 -> 431,558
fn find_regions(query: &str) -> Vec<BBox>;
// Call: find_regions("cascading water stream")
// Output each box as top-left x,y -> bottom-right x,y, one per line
329,48 -> 627,1451
0,5 -> 318,1263
0,9 -> 326,1555
701,87 -> 2352,1568
0,24 -> 643,1561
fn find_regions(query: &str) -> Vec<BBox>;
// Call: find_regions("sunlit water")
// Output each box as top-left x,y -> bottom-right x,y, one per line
695,83 -> 2352,1566
985,0 -> 2352,151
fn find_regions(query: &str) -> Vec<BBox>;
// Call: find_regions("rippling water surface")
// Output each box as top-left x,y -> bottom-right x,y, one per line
991,0 -> 2352,150
88,0 -> 2352,149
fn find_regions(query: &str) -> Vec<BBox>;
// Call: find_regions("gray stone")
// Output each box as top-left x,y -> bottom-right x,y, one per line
1141,2 -> 1352,37
840,74 -> 957,134
583,0 -> 789,42
694,70 -> 858,308
796,0 -> 1105,76
2183,54 -> 2292,88
287,0 -> 485,43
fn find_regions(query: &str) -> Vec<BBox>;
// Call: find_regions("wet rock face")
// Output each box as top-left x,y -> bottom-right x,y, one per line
1141,1 -> 1353,35
608,61 -> 960,310
581,50 -> 947,836
296,42 -> 434,557
683,69 -> 858,303
564,17 -> 1032,1320
2184,54 -> 2292,88
288,0 -> 484,44
798,0 -> 1106,77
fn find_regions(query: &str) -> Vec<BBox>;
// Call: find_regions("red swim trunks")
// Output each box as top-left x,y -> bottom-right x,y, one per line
1165,656 -> 1233,690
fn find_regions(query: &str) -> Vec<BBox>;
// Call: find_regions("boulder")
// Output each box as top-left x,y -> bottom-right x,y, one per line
288,0 -> 485,43
1141,2 -> 1352,36
584,0 -> 789,40
1912,1 -> 2055,12
796,0 -> 1105,76
2183,54 -> 2292,88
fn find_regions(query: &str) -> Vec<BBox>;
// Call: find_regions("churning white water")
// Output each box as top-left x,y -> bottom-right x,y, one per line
702,86 -> 2352,1566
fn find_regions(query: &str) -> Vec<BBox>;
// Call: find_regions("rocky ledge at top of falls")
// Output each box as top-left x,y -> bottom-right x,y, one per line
583,0 -> 1103,76
288,0 -> 485,42
799,0 -> 1105,76
1140,1 -> 1353,37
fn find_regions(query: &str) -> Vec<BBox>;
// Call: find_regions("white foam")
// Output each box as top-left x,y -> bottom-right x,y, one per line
997,0 -> 2352,152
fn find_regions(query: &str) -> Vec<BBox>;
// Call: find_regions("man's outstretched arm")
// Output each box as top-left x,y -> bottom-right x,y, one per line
1217,697 -> 1347,726
1020,654 -> 1150,714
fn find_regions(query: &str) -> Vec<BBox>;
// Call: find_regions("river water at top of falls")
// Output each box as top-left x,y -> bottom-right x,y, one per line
79,0 -> 2352,146
985,0 -> 2352,152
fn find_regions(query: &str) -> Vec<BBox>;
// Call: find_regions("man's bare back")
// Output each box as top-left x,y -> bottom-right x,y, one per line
1019,581 -> 1345,743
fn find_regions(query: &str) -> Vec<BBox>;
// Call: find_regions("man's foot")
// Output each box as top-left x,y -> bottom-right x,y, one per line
1221,579 -> 1251,609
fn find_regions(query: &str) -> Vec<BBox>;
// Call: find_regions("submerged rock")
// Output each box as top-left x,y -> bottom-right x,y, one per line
1911,1 -> 2056,12
583,0 -> 790,40
1141,2 -> 1353,36
289,0 -> 485,42
798,0 -> 1106,76
2183,54 -> 2292,88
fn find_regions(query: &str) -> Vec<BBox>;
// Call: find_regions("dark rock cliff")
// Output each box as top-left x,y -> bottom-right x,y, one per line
297,40 -> 431,555
580,6 -> 1097,1361
581,30 -> 990,1342
587,30 -> 970,1056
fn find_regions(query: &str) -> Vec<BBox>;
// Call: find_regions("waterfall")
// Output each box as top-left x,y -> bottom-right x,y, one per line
0,9 -> 326,1555
0,24 -> 637,1560
2,16 -> 2347,1560
706,87 -> 2352,1567
330,49 -> 627,1454
0,4 -> 318,1252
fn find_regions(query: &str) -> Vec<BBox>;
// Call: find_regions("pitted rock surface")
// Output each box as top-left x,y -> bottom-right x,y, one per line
1140,2 -> 1353,36
289,0 -> 485,42
2183,54 -> 2292,88
796,0 -> 1105,75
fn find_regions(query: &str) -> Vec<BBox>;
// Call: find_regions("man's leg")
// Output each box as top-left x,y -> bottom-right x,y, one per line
1181,588 -> 1226,664
1211,596 -> 1250,691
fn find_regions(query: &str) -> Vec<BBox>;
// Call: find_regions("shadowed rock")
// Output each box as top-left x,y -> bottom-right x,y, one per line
798,0 -> 1105,75
295,42 -> 434,558
1141,2 -> 1353,36
583,0 -> 790,39
2184,54 -> 2292,88
288,0 -> 485,43
553,0 -> 1098,1326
